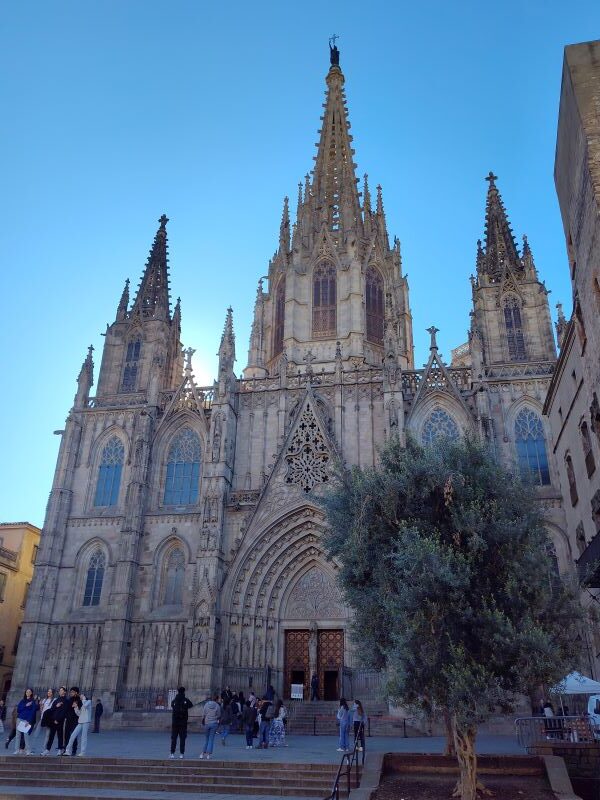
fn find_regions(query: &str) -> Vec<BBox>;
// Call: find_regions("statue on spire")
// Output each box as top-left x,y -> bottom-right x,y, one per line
329,34 -> 340,66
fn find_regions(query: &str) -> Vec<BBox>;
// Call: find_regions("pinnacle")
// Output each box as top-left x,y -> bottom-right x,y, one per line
480,173 -> 521,279
130,215 -> 171,320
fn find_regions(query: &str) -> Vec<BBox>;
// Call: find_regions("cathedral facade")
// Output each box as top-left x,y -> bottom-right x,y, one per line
12,52 -> 571,710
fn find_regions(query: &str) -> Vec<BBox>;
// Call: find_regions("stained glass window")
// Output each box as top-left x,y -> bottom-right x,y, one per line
312,262 -> 336,338
163,428 -> 201,506
421,408 -> 460,446
83,549 -> 105,607
163,548 -> 185,605
515,408 -> 550,486
503,296 -> 526,361
121,339 -> 141,392
273,279 -> 285,357
94,436 -> 124,507
366,267 -> 384,345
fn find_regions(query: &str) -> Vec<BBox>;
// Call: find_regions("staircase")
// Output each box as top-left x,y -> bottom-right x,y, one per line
0,755 -> 360,799
286,700 -> 417,736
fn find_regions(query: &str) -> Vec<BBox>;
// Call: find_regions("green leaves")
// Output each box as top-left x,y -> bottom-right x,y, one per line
321,434 -> 584,726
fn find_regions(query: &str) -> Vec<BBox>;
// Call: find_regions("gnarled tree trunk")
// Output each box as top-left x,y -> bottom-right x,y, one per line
443,707 -> 456,756
451,718 -> 491,800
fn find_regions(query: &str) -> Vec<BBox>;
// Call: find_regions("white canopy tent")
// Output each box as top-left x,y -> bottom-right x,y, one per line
550,671 -> 600,695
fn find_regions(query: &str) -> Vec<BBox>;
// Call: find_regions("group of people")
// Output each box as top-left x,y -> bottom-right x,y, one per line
1,688 -> 103,756
169,684 -> 288,759
336,699 -> 367,752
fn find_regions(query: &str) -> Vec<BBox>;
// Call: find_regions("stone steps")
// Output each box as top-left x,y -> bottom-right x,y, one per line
0,756 -> 358,798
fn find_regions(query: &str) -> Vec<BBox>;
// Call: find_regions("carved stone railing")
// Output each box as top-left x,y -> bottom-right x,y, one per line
228,490 -> 261,508
87,392 -> 146,408
159,386 -> 214,411
483,361 -> 555,379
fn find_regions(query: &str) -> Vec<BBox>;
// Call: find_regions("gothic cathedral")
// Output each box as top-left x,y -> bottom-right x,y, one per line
13,50 -> 570,710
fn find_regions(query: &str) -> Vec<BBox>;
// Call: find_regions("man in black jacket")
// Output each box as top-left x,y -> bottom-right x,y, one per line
93,700 -> 103,733
64,688 -> 80,756
42,687 -> 67,755
170,687 -> 193,759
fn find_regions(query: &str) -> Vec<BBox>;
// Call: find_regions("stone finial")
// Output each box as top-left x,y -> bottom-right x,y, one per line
427,325 -> 440,351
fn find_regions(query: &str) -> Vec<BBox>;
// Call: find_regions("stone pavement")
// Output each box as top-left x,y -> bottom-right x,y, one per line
17,728 -> 524,761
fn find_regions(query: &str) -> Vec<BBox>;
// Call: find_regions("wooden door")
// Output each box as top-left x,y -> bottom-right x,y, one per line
318,629 -> 344,700
284,630 -> 310,699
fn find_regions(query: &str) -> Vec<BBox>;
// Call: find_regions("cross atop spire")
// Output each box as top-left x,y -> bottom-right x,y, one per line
130,215 -> 171,320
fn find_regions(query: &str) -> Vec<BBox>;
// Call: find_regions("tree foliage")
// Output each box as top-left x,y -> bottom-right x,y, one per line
321,435 -> 584,799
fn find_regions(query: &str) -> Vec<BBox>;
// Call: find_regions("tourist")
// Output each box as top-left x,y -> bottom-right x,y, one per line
221,686 -> 233,703
268,700 -> 287,747
248,691 -> 257,708
311,674 -> 320,701
265,684 -> 275,702
242,700 -> 257,749
64,692 -> 91,756
93,699 -> 103,733
64,688 -> 81,756
14,688 -> 37,754
35,689 -> 55,751
336,698 -> 350,752
4,704 -> 18,750
42,686 -> 68,755
351,700 -> 366,751
169,686 -> 193,759
219,699 -> 234,745
0,699 -> 6,734
199,693 -> 221,759
257,697 -> 273,749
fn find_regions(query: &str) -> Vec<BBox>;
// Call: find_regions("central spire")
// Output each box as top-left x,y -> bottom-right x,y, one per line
481,172 -> 521,280
308,45 -> 362,238
130,214 -> 171,320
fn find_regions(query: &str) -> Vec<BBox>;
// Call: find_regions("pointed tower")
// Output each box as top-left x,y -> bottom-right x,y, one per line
249,44 -> 414,374
96,215 -> 183,398
469,173 -> 556,368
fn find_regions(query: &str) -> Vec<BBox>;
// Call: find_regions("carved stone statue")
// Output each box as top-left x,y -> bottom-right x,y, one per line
329,35 -> 340,66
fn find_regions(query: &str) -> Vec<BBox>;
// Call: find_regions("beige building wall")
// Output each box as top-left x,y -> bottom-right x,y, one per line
0,523 -> 41,696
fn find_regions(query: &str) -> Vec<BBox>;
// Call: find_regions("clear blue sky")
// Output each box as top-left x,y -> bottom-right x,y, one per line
1,1 -> 597,526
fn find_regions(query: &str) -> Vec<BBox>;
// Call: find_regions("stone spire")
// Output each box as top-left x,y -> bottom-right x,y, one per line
116,278 -> 130,321
130,214 -> 171,320
375,184 -> 389,246
246,279 -> 266,376
74,345 -> 94,408
305,50 -> 362,240
555,302 -> 568,349
218,306 -> 236,375
480,173 -> 521,281
279,196 -> 290,255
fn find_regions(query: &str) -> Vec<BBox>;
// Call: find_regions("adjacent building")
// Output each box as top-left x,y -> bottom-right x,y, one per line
11,47 -> 569,713
547,38 -> 600,676
0,522 -> 41,697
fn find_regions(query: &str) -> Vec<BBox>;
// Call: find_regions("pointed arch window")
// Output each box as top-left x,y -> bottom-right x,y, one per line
162,548 -> 185,606
94,436 -> 124,507
503,296 -> 526,361
163,428 -> 201,506
366,267 -> 384,345
421,408 -> 459,446
83,549 -> 106,607
121,338 -> 141,392
312,262 -> 337,338
515,408 -> 550,486
581,420 -> 596,477
273,279 -> 285,357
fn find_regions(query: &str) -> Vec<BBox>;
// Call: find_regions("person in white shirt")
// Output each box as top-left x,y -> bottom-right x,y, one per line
64,693 -> 92,756
35,689 -> 55,753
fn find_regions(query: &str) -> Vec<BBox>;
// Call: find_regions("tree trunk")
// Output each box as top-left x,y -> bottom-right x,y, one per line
452,719 -> 478,800
443,708 -> 456,756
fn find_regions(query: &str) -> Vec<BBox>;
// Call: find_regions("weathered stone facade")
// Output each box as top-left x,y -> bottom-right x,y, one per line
546,38 -> 600,677
12,53 -> 570,710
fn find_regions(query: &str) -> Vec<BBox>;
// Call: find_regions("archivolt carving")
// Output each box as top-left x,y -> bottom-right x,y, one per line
286,567 -> 345,619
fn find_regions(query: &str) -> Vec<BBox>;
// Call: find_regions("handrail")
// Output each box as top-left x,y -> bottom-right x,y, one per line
323,722 -> 365,800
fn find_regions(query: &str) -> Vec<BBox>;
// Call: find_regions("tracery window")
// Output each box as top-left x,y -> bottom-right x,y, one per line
421,408 -> 460,446
162,548 -> 185,606
581,420 -> 596,478
83,549 -> 106,607
366,267 -> 384,345
121,339 -> 141,392
515,408 -> 550,486
163,427 -> 201,506
273,279 -> 285,357
503,296 -> 526,361
285,402 -> 330,492
312,262 -> 336,338
94,436 -> 124,507
565,453 -> 578,506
